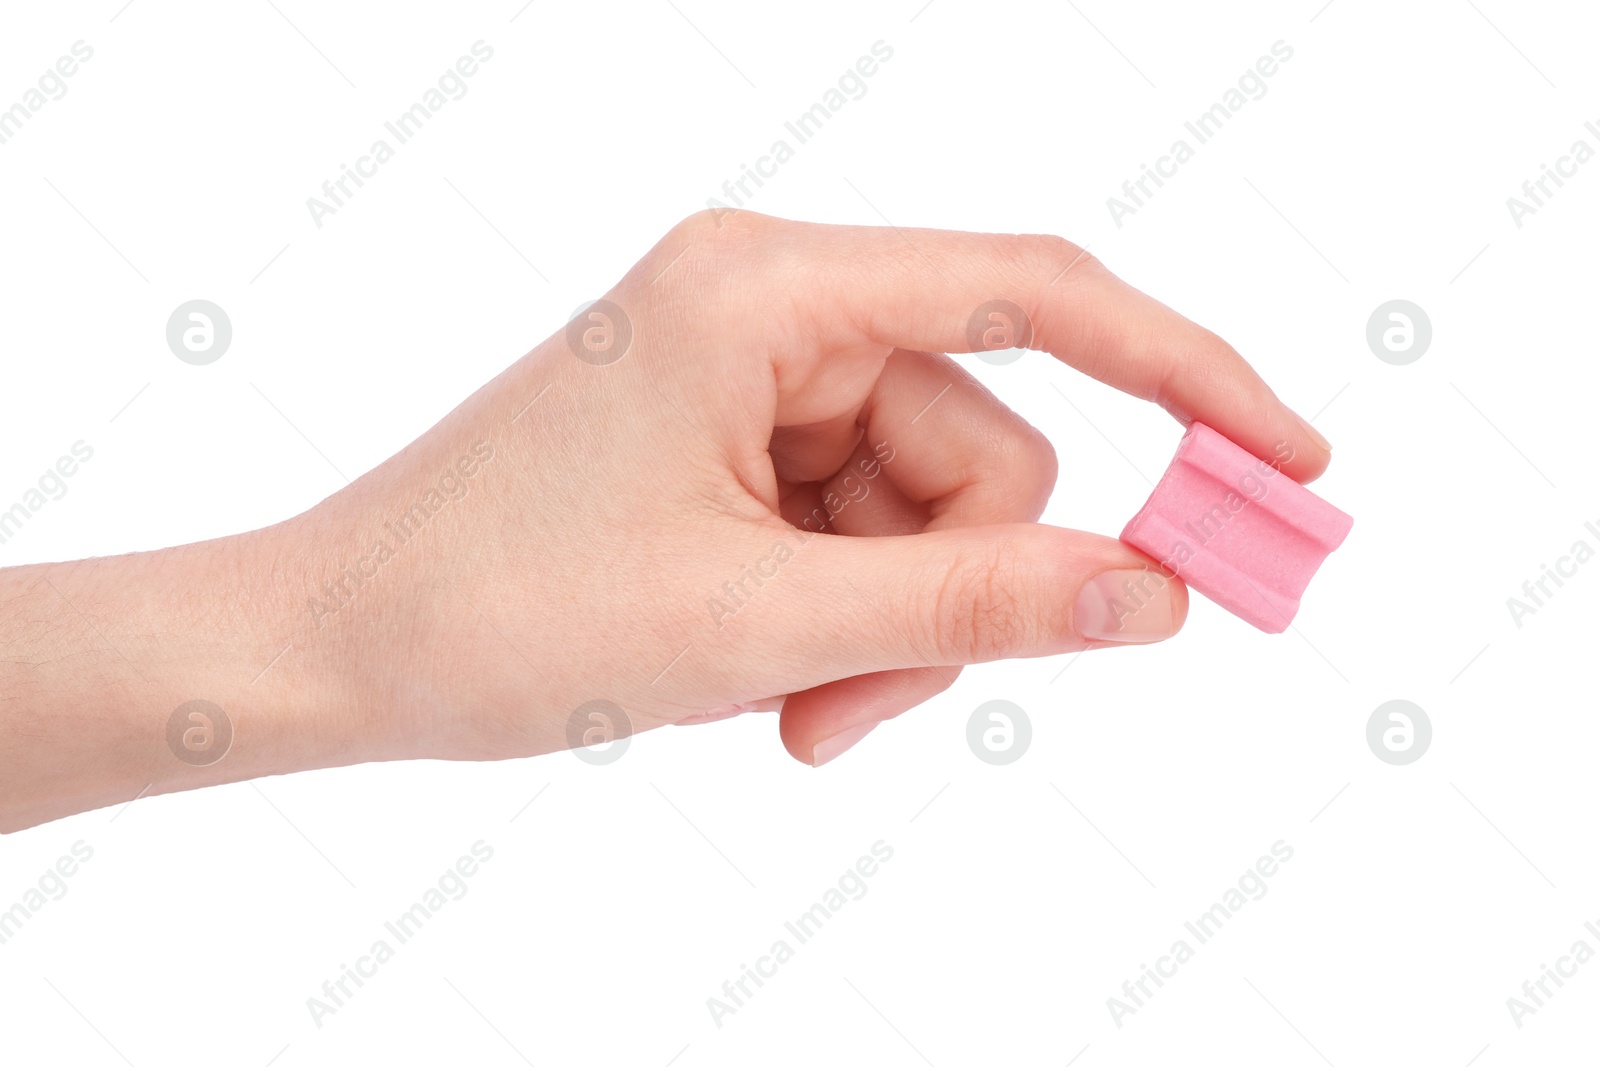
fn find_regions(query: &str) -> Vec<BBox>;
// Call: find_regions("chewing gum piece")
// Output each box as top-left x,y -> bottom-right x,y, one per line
1120,423 -> 1353,633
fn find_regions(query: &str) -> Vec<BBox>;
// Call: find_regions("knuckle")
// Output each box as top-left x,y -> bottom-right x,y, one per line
1030,426 -> 1059,479
644,210 -> 785,307
1195,328 -> 1243,371
1009,233 -> 1099,282
1153,330 -> 1226,408
668,208 -> 779,257
923,542 -> 1033,663
1011,425 -> 1060,511
1027,232 -> 1078,261
971,416 -> 1058,518
1004,420 -> 1058,476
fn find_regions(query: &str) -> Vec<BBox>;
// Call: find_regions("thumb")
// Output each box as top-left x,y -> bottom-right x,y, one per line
800,523 -> 1189,680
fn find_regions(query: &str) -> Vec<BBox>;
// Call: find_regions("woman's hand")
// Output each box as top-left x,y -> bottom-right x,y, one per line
0,211 -> 1332,831
338,211 -> 1331,768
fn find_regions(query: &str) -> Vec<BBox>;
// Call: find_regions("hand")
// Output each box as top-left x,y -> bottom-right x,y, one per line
336,211 -> 1332,767
0,211 -> 1332,830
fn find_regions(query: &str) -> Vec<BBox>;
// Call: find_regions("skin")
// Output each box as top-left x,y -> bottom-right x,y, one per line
0,212 -> 1331,832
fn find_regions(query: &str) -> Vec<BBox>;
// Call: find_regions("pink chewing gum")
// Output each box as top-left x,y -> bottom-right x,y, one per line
1120,423 -> 1353,633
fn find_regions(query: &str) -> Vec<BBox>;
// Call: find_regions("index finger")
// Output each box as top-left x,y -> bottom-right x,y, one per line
738,214 -> 1332,483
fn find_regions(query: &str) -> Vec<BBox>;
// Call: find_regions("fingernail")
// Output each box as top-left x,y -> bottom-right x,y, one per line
1075,569 -> 1178,644
676,703 -> 753,726
675,696 -> 787,726
1292,410 -> 1332,452
811,721 -> 878,767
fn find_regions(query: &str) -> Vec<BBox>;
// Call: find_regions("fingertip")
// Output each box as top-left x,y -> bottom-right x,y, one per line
1193,406 -> 1331,485
1166,567 -> 1190,633
1287,410 -> 1334,483
1073,559 -> 1188,645
779,669 -> 953,766
809,721 -> 878,767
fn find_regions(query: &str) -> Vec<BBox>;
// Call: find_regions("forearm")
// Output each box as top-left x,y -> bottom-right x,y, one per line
0,519 -> 378,832
0,354 -> 591,834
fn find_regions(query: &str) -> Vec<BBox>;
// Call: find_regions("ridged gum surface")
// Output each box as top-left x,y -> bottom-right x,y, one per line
1120,423 -> 1354,633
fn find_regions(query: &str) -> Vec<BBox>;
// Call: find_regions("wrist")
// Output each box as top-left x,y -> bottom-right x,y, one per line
0,518 -> 378,831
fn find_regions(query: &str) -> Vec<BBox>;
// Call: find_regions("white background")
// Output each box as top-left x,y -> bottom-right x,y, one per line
1,1 -> 1597,1063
